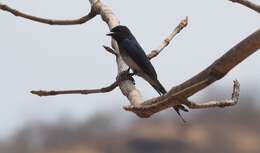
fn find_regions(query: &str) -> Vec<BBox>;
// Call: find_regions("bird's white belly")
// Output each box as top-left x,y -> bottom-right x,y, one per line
121,54 -> 142,73
121,53 -> 157,86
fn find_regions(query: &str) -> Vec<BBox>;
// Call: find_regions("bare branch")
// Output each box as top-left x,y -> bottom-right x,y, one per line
167,29 -> 260,98
88,0 -> 144,106
0,3 -> 97,25
30,64 -> 135,97
31,80 -> 119,96
124,29 -> 260,118
229,0 -> 260,13
147,17 -> 188,60
184,80 -> 240,109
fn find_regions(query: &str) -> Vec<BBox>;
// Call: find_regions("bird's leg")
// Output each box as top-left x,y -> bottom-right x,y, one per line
119,67 -> 130,76
128,69 -> 138,85
117,67 -> 135,84
128,68 -> 136,84
129,69 -> 137,76
127,67 -> 131,73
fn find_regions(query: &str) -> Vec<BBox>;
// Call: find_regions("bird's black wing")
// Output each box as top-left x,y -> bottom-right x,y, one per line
120,38 -> 157,79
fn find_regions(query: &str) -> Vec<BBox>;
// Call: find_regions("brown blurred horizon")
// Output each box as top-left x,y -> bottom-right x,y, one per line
0,85 -> 260,153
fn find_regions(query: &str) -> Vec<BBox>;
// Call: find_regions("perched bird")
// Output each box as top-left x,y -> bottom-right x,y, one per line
107,25 -> 188,122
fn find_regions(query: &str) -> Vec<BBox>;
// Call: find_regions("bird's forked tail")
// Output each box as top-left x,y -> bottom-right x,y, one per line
151,79 -> 188,123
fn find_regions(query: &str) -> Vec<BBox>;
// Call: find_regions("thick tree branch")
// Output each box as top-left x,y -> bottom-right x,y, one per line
125,29 -> 259,118
229,0 -> 260,13
147,17 -> 188,60
88,0 -> 143,106
0,2 -> 97,25
165,29 -> 260,99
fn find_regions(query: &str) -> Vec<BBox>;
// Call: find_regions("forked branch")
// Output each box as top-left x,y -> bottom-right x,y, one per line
125,29 -> 260,117
184,80 -> 240,109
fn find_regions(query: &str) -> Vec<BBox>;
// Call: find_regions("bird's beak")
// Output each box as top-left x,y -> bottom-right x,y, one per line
106,32 -> 114,36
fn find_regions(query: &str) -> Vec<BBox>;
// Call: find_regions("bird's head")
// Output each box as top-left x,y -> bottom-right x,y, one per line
106,25 -> 131,42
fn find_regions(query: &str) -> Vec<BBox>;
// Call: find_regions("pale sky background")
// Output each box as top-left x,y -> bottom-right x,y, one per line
0,0 -> 259,139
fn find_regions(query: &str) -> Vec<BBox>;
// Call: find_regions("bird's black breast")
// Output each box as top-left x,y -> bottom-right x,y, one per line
118,38 -> 158,79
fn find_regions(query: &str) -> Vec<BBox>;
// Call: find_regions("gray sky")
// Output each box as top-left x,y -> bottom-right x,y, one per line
0,0 -> 260,138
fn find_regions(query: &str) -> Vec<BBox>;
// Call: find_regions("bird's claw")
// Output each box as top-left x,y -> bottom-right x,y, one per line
117,69 -> 135,84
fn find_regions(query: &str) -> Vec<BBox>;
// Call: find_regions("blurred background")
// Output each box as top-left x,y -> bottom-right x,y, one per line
0,0 -> 260,153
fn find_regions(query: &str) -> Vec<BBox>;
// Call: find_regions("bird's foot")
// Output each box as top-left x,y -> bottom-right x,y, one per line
129,69 -> 137,77
129,72 -> 136,76
117,68 -> 135,84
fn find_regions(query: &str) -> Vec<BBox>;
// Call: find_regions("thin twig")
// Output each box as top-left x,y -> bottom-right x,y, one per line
103,45 -> 118,56
147,17 -> 188,60
184,80 -> 240,109
0,3 -> 97,25
30,65 -> 135,97
31,80 -> 119,96
229,0 -> 260,13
